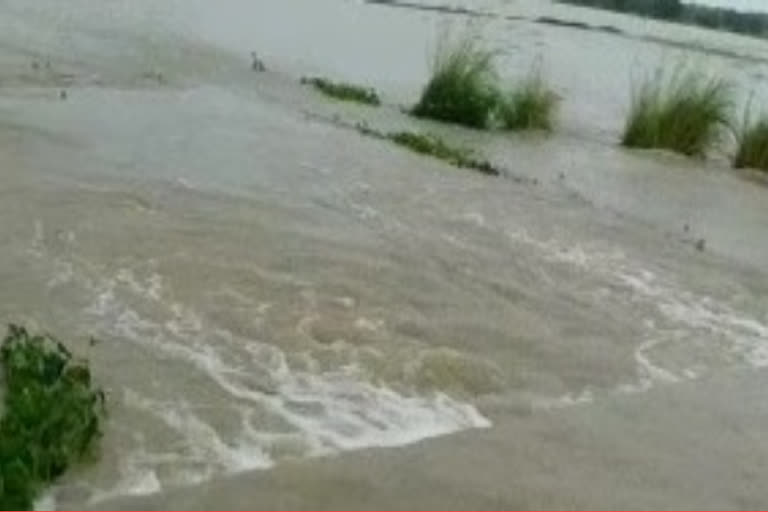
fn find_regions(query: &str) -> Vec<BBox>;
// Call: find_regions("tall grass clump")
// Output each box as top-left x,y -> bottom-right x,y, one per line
411,34 -> 500,129
622,68 -> 733,157
734,113 -> 768,173
500,69 -> 558,131
0,325 -> 105,510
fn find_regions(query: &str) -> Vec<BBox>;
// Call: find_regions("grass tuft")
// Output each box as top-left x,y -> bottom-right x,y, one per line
500,69 -> 558,131
411,35 -> 499,129
734,114 -> 768,173
301,77 -> 381,106
412,33 -> 558,133
622,68 -> 733,157
0,324 -> 105,510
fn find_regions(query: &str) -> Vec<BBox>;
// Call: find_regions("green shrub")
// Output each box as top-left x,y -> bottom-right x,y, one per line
622,68 -> 733,157
0,325 -> 105,510
734,115 -> 768,173
500,70 -> 558,131
411,35 -> 500,129
301,77 -> 381,106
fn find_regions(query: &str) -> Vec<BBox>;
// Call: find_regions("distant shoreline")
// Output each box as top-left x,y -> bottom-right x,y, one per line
557,0 -> 768,38
365,0 -> 768,66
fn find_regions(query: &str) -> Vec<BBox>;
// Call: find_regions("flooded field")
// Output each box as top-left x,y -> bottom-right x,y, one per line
0,0 -> 766,509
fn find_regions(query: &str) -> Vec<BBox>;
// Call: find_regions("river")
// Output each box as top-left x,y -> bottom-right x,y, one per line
0,0 -> 767,509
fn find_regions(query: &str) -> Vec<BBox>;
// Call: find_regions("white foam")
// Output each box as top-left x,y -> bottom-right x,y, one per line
123,390 -> 273,473
64,266 -> 491,501
333,296 -> 356,309
354,317 -> 383,332
27,220 -> 46,258
634,337 -> 681,384
534,389 -> 595,410
506,226 -> 768,396
460,211 -> 486,228
88,453 -> 163,504
618,271 -> 768,368
47,260 -> 75,288
33,494 -> 56,511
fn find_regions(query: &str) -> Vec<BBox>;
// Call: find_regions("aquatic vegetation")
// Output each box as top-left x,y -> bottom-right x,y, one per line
301,77 -> 381,106
499,69 -> 558,131
411,34 -> 500,129
412,33 -> 558,133
622,69 -> 733,157
734,115 -> 768,173
388,131 -> 471,165
387,130 -> 500,175
352,122 -> 498,175
0,324 -> 105,510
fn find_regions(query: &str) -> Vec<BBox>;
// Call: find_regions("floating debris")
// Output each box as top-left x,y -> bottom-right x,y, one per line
251,52 -> 266,72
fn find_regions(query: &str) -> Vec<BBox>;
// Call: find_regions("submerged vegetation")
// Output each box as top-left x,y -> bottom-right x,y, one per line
388,131 -> 499,175
411,35 -> 499,129
734,115 -> 768,173
622,69 -> 733,157
388,130 -> 472,165
301,77 -> 381,106
0,325 -> 105,510
500,70 -> 559,131
355,122 -> 500,175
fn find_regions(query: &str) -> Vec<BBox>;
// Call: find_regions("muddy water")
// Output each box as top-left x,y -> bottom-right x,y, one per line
0,0 -> 767,509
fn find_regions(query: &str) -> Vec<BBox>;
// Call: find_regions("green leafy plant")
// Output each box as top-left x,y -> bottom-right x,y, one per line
301,77 -> 381,106
0,324 -> 105,510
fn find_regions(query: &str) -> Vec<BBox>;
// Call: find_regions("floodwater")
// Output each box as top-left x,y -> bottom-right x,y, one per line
0,0 -> 766,509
